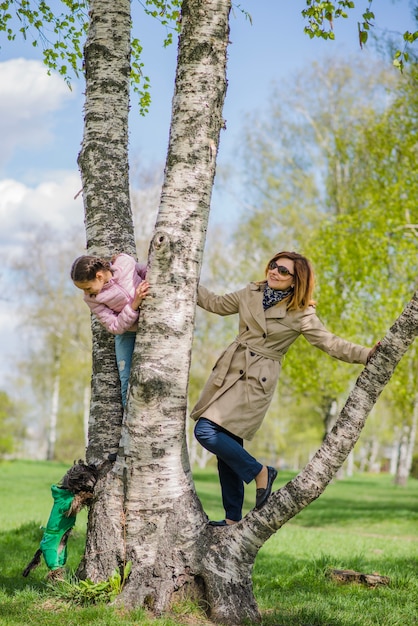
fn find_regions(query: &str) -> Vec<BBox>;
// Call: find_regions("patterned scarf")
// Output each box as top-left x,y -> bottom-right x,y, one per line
262,284 -> 293,310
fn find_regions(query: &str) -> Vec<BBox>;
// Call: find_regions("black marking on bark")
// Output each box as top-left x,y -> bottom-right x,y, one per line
151,446 -> 165,459
140,378 -> 172,402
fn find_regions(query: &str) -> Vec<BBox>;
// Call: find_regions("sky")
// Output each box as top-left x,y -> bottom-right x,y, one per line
0,0 -> 416,390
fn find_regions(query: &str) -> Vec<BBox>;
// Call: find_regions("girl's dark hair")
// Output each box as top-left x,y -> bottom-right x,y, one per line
70,256 -> 112,282
264,251 -> 315,311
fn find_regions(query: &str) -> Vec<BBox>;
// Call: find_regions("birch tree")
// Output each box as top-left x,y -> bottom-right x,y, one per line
0,390 -> 25,458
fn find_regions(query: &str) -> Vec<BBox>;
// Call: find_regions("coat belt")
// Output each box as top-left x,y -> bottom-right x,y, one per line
212,338 -> 283,388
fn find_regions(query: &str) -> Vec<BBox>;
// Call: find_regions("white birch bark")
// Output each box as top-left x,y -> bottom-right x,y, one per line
78,0 -> 135,579
367,437 -> 380,473
187,426 -> 211,468
345,450 -> 354,477
83,385 -> 90,448
323,397 -> 338,435
395,425 -> 409,486
393,394 -> 417,485
78,0 -> 135,461
389,426 -> 400,474
406,393 -> 418,474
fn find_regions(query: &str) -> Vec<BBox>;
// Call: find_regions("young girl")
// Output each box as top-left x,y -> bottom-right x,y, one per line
71,253 -> 150,406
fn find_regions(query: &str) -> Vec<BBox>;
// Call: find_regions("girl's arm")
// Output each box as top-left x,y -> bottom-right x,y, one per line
87,281 -> 149,334
87,300 -> 139,335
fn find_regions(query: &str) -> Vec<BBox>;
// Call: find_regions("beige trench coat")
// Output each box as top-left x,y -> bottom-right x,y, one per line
190,282 -> 370,441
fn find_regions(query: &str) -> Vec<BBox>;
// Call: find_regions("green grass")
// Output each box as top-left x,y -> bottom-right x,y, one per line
0,460 -> 81,530
1,460 -> 417,625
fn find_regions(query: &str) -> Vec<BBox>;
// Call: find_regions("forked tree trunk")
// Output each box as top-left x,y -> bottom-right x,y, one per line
80,0 -> 233,593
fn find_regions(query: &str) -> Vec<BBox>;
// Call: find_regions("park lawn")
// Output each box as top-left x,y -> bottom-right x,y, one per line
0,460 -> 417,626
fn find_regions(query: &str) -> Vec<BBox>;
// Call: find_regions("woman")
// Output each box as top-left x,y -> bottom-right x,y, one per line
191,251 -> 375,526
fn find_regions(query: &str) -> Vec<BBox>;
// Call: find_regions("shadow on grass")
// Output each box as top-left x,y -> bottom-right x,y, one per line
293,496 -> 418,528
280,474 -> 418,528
194,469 -> 418,530
255,550 -> 418,626
255,549 -> 418,589
0,523 -> 45,593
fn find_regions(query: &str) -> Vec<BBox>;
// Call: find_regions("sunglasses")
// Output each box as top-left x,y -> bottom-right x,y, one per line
268,261 -> 294,277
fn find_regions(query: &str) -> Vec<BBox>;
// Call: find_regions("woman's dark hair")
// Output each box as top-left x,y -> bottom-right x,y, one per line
70,256 -> 112,282
264,251 -> 315,311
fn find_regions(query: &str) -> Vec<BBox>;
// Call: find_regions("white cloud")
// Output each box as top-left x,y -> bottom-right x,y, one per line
0,171 -> 84,254
0,171 -> 85,389
0,58 -> 76,164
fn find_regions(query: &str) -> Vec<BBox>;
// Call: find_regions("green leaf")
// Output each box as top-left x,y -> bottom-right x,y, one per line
123,560 -> 132,578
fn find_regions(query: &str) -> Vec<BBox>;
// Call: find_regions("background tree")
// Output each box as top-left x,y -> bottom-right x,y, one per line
308,60 -> 418,476
0,390 -> 25,458
10,225 -> 91,460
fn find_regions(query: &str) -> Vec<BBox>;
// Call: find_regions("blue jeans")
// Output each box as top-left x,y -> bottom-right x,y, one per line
194,417 -> 263,522
115,331 -> 136,406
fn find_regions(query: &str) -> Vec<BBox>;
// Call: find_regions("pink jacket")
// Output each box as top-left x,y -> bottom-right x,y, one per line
83,253 -> 147,334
